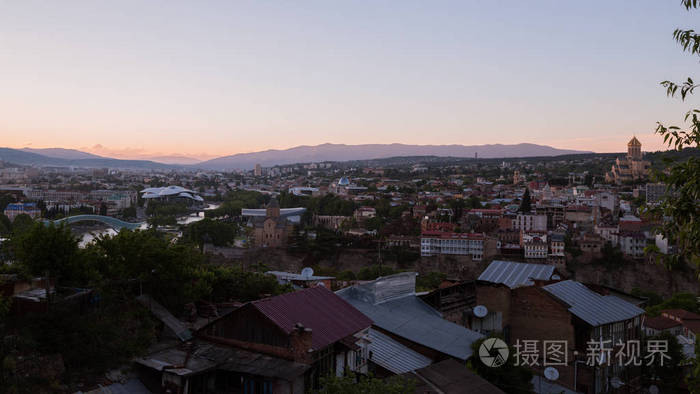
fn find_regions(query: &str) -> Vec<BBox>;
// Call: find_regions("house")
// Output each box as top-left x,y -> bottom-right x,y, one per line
3,202 -> 41,221
137,286 -> 372,393
420,231 -> 486,261
619,232 -> 646,258
475,261 -> 645,393
336,272 -> 483,364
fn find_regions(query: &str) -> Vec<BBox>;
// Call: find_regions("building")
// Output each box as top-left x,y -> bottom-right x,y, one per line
254,163 -> 262,176
140,186 -> 204,203
250,199 -> 294,248
513,213 -> 547,232
337,273 -> 483,364
605,137 -> 651,184
645,183 -> 667,204
619,232 -> 647,258
3,202 -> 41,221
138,286 -> 372,393
475,261 -> 645,393
549,233 -> 565,259
521,232 -> 548,260
420,231 -> 486,261
353,207 -> 376,222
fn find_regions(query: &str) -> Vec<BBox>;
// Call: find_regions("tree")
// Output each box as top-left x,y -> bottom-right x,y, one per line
641,332 -> 685,393
314,373 -> 414,394
469,337 -> 534,394
11,213 -> 34,235
519,188 -> 531,213
649,3 -> 700,391
11,223 -> 84,285
649,0 -> 700,272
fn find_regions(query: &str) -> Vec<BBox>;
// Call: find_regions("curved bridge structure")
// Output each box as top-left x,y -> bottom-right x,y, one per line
48,215 -> 145,230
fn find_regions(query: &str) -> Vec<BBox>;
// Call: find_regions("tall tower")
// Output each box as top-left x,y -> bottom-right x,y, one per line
627,136 -> 642,160
266,198 -> 280,218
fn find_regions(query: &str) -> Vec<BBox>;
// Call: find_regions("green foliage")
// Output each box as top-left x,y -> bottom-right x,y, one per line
306,194 -> 356,217
204,266 -> 291,302
641,332 -> 686,393
11,223 -> 87,285
591,242 -> 626,270
205,190 -> 266,218
650,1 -> 700,273
518,188 -> 531,213
315,373 -> 415,394
120,206 -> 137,219
469,336 -> 534,394
415,271 -> 446,292
357,265 -> 397,280
646,292 -> 700,317
14,301 -> 156,383
183,218 -> 238,247
630,287 -> 664,307
0,214 -> 11,237
10,214 -> 34,235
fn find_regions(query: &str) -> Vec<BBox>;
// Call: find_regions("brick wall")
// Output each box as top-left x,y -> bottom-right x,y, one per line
475,283 -> 511,330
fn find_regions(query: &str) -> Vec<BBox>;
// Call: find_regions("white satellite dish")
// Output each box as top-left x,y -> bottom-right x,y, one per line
610,377 -> 624,389
544,367 -> 559,381
473,305 -> 488,318
300,267 -> 314,279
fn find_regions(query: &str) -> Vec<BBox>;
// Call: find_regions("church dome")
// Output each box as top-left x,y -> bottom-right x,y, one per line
337,177 -> 350,186
627,136 -> 641,147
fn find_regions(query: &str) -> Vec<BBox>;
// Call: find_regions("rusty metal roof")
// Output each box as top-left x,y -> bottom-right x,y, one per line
252,285 -> 372,350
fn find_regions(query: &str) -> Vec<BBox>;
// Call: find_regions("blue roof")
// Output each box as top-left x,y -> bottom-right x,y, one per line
542,280 -> 645,327
337,274 -> 483,360
368,328 -> 432,374
5,202 -> 37,210
478,260 -> 555,288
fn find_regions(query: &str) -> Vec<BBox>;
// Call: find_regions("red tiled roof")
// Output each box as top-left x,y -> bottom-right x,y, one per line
662,309 -> 700,321
252,286 -> 372,350
645,315 -> 682,330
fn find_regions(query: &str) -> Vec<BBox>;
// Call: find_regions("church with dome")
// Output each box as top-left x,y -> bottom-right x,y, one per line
605,136 -> 650,184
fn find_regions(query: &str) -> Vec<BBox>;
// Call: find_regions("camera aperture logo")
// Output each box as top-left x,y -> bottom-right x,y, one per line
479,338 -> 509,368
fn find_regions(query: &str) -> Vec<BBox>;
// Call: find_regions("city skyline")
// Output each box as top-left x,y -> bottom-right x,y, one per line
2,1 -> 696,159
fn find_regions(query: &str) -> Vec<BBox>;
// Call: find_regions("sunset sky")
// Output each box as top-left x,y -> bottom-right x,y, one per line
1,1 -> 697,160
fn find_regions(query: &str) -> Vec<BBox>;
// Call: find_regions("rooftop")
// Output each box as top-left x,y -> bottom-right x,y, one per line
337,273 -> 483,360
251,285 -> 372,350
542,280 -> 645,327
477,260 -> 556,289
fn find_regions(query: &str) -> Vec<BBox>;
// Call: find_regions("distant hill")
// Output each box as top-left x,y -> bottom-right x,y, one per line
21,147 -> 104,160
0,147 -> 178,170
148,155 -> 203,165
197,143 -> 592,170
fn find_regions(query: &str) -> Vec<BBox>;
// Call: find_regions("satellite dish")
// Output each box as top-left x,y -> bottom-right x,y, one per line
551,275 -> 561,280
610,377 -> 623,389
544,367 -> 559,381
649,385 -> 659,394
300,267 -> 314,279
474,305 -> 488,318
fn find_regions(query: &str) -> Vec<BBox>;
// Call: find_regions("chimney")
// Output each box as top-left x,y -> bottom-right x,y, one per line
289,322 -> 313,364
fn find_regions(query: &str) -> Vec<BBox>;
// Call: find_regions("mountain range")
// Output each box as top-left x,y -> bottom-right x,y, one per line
196,143 -> 591,170
0,143 -> 591,170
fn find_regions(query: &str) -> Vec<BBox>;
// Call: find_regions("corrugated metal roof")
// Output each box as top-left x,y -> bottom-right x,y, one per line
337,278 -> 483,360
542,280 -> 645,327
253,286 -> 372,350
368,328 -> 432,374
477,260 -> 555,288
